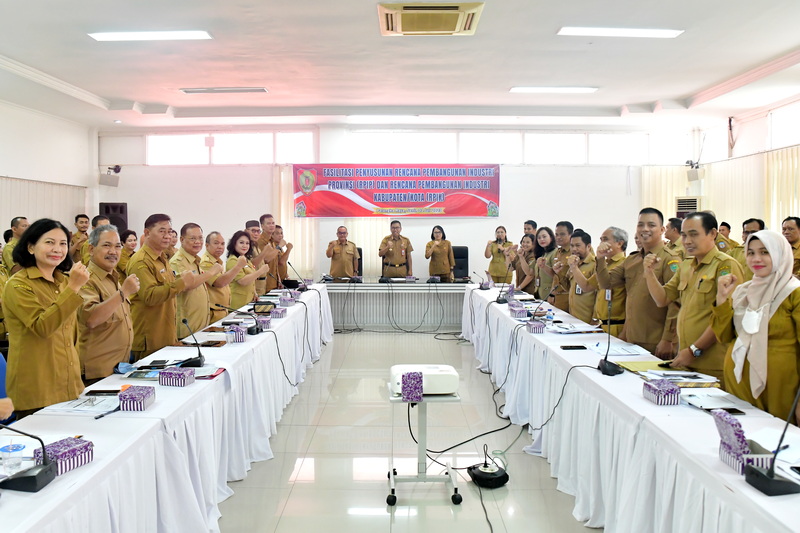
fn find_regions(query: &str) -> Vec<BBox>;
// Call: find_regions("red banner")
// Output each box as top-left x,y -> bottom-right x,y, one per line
292,164 -> 500,218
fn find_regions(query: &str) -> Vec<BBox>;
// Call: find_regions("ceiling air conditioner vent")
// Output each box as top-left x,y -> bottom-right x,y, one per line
378,3 -> 484,36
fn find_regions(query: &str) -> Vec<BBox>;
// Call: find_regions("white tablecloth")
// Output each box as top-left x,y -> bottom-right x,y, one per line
4,285 -> 334,533
464,286 -> 800,533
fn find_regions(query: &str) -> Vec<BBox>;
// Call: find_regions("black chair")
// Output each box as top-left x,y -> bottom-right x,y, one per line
452,246 -> 469,281
357,247 -> 363,276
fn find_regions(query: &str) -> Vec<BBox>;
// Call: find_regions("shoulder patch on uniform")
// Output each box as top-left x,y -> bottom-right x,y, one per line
718,241 -> 726,249
667,259 -> 680,272
718,266 -> 731,277
11,283 -> 34,293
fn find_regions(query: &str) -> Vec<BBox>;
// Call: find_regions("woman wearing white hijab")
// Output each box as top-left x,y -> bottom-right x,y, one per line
711,230 -> 800,422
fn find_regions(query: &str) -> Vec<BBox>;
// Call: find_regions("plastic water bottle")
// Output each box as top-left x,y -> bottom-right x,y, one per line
545,308 -> 554,326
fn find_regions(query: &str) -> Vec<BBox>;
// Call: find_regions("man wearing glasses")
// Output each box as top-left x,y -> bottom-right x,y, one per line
327,226 -> 360,279
729,218 -> 765,282
170,223 -> 222,336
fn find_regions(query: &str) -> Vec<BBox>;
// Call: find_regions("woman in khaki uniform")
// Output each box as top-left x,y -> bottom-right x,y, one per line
712,230 -> 800,422
533,227 -> 556,299
227,231 -> 269,309
425,225 -> 455,282
2,218 -> 90,417
116,229 -> 137,282
511,234 -> 537,295
485,226 -> 513,284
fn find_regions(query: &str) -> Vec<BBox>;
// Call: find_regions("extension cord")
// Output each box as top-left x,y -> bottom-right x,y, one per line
467,464 -> 509,489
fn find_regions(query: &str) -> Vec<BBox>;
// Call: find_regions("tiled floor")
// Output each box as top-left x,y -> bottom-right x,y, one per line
218,331 -> 597,532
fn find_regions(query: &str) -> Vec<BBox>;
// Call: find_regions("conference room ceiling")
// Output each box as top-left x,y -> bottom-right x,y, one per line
1,1 -> 800,131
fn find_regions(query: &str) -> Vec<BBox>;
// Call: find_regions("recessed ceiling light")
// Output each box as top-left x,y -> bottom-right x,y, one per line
557,27 -> 683,39
88,31 -> 212,42
179,87 -> 268,94
510,87 -> 598,94
113,120 -> 122,124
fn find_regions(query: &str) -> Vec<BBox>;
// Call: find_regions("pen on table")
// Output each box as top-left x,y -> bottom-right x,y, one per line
773,444 -> 790,454
94,406 -> 120,420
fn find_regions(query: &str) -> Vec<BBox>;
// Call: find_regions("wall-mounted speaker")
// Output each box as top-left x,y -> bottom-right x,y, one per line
99,202 -> 128,233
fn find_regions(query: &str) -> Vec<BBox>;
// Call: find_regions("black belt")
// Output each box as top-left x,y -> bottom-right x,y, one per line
257,277 -> 267,280
384,262 -> 406,268
596,319 -> 625,325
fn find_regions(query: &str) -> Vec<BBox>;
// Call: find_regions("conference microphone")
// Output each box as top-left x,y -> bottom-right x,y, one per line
495,263 -> 513,304
744,383 -> 800,496
287,262 -> 308,291
597,294 -> 622,376
472,271 -> 489,290
180,318 -> 205,368
215,303 -> 261,335
0,423 -> 57,492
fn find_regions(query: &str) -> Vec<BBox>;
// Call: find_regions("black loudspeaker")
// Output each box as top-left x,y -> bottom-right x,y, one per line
99,203 -> 128,233
357,247 -> 363,276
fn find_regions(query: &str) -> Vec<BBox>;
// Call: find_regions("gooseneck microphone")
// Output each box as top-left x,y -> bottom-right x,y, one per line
495,263 -> 513,304
215,303 -> 261,335
744,383 -> 800,495
287,261 -> 308,291
0,423 -> 57,492
597,294 -> 623,376
472,271 -> 489,290
180,318 -> 205,367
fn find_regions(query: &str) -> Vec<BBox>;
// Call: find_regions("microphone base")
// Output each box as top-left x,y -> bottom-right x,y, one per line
247,325 -> 261,336
181,355 -> 205,368
0,463 -> 56,492
745,465 -> 800,496
598,359 -> 624,376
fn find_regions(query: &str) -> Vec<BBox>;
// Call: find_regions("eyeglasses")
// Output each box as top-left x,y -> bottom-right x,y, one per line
185,237 -> 204,243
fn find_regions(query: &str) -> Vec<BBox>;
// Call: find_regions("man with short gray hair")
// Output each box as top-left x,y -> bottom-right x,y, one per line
77,224 -> 139,384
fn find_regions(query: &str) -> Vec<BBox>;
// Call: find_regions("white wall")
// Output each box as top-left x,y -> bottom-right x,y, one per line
0,101 -> 93,188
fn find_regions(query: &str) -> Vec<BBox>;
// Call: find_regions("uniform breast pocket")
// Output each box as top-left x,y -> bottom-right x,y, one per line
345,248 -> 353,256
696,278 -> 715,304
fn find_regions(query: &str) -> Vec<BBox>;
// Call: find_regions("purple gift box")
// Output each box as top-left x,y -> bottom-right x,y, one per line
303,278 -> 314,287
33,437 -> 94,476
271,307 -> 287,319
401,371 -> 423,402
642,379 -> 681,405
429,276 -> 441,283
509,307 -> 528,319
526,320 -> 546,334
712,409 -> 773,474
508,301 -> 524,310
159,366 -> 195,387
279,296 -> 295,307
405,276 -> 415,283
229,324 -> 247,342
288,290 -> 302,299
119,385 -> 156,411
256,315 -> 272,331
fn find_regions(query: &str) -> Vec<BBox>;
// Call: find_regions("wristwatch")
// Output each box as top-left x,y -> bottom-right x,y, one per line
689,344 -> 703,357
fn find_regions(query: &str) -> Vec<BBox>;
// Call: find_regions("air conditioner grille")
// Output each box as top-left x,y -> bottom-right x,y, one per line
378,3 -> 484,36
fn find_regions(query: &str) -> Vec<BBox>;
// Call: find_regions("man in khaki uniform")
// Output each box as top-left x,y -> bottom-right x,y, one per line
542,221 -> 573,312
3,216 -> 30,275
201,232 -> 248,323
379,220 -> 413,278
596,208 -> 679,357
127,214 -> 194,361
572,227 -> 627,337
80,215 -> 110,265
246,220 -> 268,295
327,226 -> 360,278
70,214 -> 90,263
664,218 -> 685,259
645,211 -> 744,383
782,216 -> 800,277
718,222 -> 740,247
728,218 -> 764,283
555,229 -> 596,324
170,223 -> 222,337
77,225 -> 139,384
256,214 -> 281,292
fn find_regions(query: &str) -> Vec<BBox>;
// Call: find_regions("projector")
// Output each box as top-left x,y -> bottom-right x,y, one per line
390,364 -> 459,396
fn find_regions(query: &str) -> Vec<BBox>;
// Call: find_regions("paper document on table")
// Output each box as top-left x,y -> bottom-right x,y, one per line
747,427 -> 800,464
40,396 -> 121,414
546,324 -> 603,334
588,342 -> 650,357
641,370 -> 718,383
683,392 -> 737,409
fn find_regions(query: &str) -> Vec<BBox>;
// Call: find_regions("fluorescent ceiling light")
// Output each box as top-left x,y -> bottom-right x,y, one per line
180,87 -> 268,94
557,27 -> 683,39
510,87 -> 598,94
345,115 -> 419,124
88,31 -> 212,42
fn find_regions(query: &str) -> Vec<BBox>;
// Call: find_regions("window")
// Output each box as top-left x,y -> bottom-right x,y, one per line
276,132 -> 315,163
458,132 -> 523,164
146,134 -> 209,165
344,131 -> 457,163
770,100 -> 800,150
588,133 -> 649,165
212,133 -> 273,164
524,133 -> 587,164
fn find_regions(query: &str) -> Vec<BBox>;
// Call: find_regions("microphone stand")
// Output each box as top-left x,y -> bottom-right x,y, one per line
597,295 -> 622,376
0,424 -> 57,492
215,303 -> 261,335
744,383 -> 800,495
287,261 -> 308,291
180,318 -> 205,367
495,263 -> 513,304
472,271 -> 489,290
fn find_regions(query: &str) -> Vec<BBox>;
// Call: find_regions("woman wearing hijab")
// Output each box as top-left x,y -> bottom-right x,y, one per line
711,230 -> 800,422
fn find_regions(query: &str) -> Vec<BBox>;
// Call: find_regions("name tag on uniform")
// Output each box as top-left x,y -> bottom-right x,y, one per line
605,289 -> 612,301
575,285 -> 582,295
401,249 -> 405,256
535,278 -> 540,287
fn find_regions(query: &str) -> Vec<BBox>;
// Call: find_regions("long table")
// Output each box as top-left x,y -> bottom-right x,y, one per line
461,284 -> 800,533
2,285 -> 333,533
